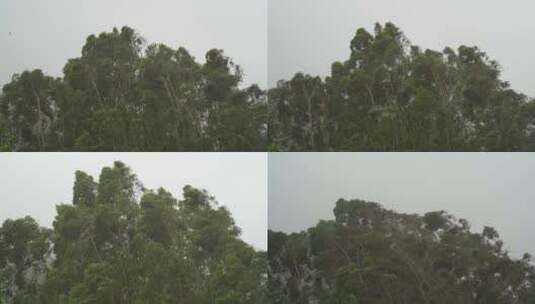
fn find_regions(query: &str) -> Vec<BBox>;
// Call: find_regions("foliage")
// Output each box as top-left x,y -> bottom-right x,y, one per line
268,22 -> 535,151
4,23 -> 534,151
269,199 -> 535,303
0,217 -> 51,304
0,27 -> 267,151
0,162 -> 267,303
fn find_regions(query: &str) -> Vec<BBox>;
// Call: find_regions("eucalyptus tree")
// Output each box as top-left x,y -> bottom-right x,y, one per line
0,26 -> 267,151
268,22 -> 535,151
269,199 -> 535,303
0,217 -> 51,304
0,70 -> 58,151
1,162 -> 267,304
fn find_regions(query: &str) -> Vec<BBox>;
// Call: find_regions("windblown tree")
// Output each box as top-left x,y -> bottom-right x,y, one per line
268,22 -> 535,151
0,26 -> 267,151
0,70 -> 58,151
269,199 -> 535,304
0,162 -> 267,304
0,217 -> 51,304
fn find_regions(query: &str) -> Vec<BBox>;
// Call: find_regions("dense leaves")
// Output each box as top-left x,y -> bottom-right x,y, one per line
0,217 -> 51,304
0,26 -> 266,151
268,22 -> 535,151
3,23 -> 534,151
0,162 -> 267,304
269,199 -> 535,303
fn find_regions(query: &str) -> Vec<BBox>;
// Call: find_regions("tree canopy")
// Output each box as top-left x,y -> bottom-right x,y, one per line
3,23 -> 535,151
0,26 -> 267,151
268,22 -> 535,151
0,161 -> 267,304
268,199 -> 535,303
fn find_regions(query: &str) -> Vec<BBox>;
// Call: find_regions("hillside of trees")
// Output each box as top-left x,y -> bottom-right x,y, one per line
0,162 -> 267,304
268,199 -> 535,303
0,26 -> 267,152
268,22 -> 535,151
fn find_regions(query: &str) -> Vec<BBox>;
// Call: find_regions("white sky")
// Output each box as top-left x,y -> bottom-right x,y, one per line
0,153 -> 267,250
0,0 -> 267,88
269,0 -> 535,96
269,153 -> 535,258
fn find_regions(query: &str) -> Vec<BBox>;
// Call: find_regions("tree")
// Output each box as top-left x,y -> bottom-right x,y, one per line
0,110 -> 15,151
268,22 -> 535,151
269,198 -> 535,303
0,26 -> 267,152
1,162 -> 267,303
0,217 -> 51,304
72,171 -> 97,207
0,70 -> 57,151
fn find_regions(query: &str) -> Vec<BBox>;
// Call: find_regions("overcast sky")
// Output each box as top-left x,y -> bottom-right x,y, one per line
0,153 -> 267,250
269,0 -> 535,96
269,153 -> 535,258
0,0 -> 267,88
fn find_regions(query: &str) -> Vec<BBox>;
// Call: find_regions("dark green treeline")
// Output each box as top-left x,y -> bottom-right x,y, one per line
0,162 -> 268,303
268,23 -> 535,151
268,199 -> 535,303
2,23 -> 534,151
0,27 -> 266,152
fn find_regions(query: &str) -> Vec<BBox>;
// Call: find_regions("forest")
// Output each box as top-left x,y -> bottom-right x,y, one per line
0,26 -> 267,152
268,22 -> 535,151
0,162 -> 268,304
268,199 -> 535,303
2,23 -> 535,152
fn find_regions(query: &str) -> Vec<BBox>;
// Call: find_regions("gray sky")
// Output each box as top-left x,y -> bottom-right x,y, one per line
269,153 -> 535,258
0,153 -> 267,250
0,0 -> 267,88
268,0 -> 535,96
